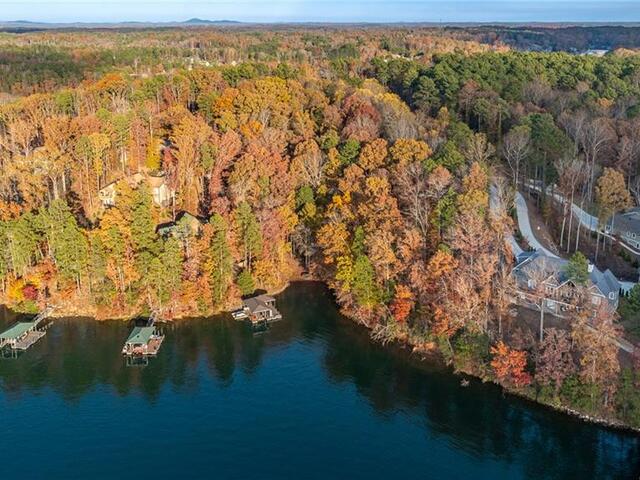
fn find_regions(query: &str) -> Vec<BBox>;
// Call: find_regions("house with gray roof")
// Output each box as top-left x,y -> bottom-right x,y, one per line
512,250 -> 620,316
607,207 -> 640,252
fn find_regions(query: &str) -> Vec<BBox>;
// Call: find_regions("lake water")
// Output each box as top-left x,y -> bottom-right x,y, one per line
1,282 -> 639,479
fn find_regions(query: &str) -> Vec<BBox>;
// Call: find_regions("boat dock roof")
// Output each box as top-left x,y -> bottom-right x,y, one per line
0,320 -> 38,341
125,326 -> 156,345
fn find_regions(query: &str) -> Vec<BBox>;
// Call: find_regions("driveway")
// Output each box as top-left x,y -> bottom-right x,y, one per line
489,185 -> 523,257
514,192 -> 559,258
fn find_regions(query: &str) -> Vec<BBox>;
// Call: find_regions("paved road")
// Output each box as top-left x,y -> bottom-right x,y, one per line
514,192 -> 559,258
524,181 -> 599,232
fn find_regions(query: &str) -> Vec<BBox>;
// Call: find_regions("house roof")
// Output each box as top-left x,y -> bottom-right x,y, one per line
156,211 -> 201,236
100,172 -> 168,194
243,295 -> 276,314
612,208 -> 640,235
592,268 -> 620,299
513,251 -> 620,302
125,326 -> 155,345
0,321 -> 37,341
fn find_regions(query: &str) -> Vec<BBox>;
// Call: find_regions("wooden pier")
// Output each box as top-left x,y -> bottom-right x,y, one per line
0,306 -> 53,353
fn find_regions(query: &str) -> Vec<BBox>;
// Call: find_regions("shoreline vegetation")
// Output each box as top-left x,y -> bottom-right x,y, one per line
2,278 -> 639,434
1,26 -> 640,431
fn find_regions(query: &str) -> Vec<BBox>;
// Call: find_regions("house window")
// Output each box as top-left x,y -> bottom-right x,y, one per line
545,286 -> 553,294
633,233 -> 637,239
609,292 -> 616,300
591,296 -> 601,305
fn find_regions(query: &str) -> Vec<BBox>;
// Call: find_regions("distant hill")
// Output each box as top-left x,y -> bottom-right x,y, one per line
0,19 -> 244,30
182,18 -> 241,25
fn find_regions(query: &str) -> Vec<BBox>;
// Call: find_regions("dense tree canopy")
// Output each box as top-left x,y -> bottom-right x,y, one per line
0,25 -> 639,427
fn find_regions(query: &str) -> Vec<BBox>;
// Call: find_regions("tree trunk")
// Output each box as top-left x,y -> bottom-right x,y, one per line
560,200 -> 567,248
566,191 -> 575,252
539,299 -> 545,342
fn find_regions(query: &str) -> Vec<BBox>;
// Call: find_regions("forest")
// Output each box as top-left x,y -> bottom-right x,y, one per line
1,26 -> 640,428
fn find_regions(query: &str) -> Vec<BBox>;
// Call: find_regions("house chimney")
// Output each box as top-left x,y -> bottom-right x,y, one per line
587,263 -> 594,273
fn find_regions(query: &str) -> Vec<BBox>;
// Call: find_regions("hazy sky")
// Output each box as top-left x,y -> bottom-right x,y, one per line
0,0 -> 638,23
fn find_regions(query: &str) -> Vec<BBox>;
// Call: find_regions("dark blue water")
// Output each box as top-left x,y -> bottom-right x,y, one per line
1,282 -> 639,479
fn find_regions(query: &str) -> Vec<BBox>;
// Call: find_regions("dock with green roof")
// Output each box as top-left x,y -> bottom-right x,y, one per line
0,306 -> 53,351
122,323 -> 164,357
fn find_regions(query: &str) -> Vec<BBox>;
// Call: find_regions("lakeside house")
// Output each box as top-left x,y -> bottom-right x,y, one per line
99,172 -> 174,208
232,294 -> 282,326
512,250 -> 620,316
121,324 -> 164,356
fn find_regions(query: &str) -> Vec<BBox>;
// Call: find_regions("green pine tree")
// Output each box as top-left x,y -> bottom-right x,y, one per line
208,213 -> 234,305
566,252 -> 590,285
352,255 -> 381,308
234,202 -> 262,272
236,269 -> 255,296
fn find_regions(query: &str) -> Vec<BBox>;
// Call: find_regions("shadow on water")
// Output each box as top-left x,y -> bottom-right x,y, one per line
0,281 -> 639,479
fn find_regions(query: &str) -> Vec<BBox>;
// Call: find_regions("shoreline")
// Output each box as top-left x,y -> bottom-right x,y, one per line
22,279 -> 299,322
2,278 -> 639,435
369,330 -> 640,435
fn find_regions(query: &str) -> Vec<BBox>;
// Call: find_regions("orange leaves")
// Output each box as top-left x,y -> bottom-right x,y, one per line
389,138 -> 432,165
491,341 -> 532,388
91,72 -> 128,96
462,161 -> 489,194
358,138 -> 388,172
595,167 -> 632,220
431,306 -> 457,337
571,305 -> 621,396
390,284 -> 414,323
317,221 -> 351,265
0,200 -> 22,220
427,249 -> 457,281
341,92 -> 381,143
239,120 -> 264,139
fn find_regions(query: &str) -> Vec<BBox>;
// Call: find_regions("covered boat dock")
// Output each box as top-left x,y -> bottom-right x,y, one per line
0,307 -> 52,352
232,294 -> 282,328
122,324 -> 164,356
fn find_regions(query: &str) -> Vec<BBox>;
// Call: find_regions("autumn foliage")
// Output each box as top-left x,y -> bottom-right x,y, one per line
0,26 -> 638,425
491,341 -> 532,388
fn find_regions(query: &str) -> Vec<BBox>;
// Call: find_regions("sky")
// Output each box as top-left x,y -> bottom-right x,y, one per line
0,0 -> 638,24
